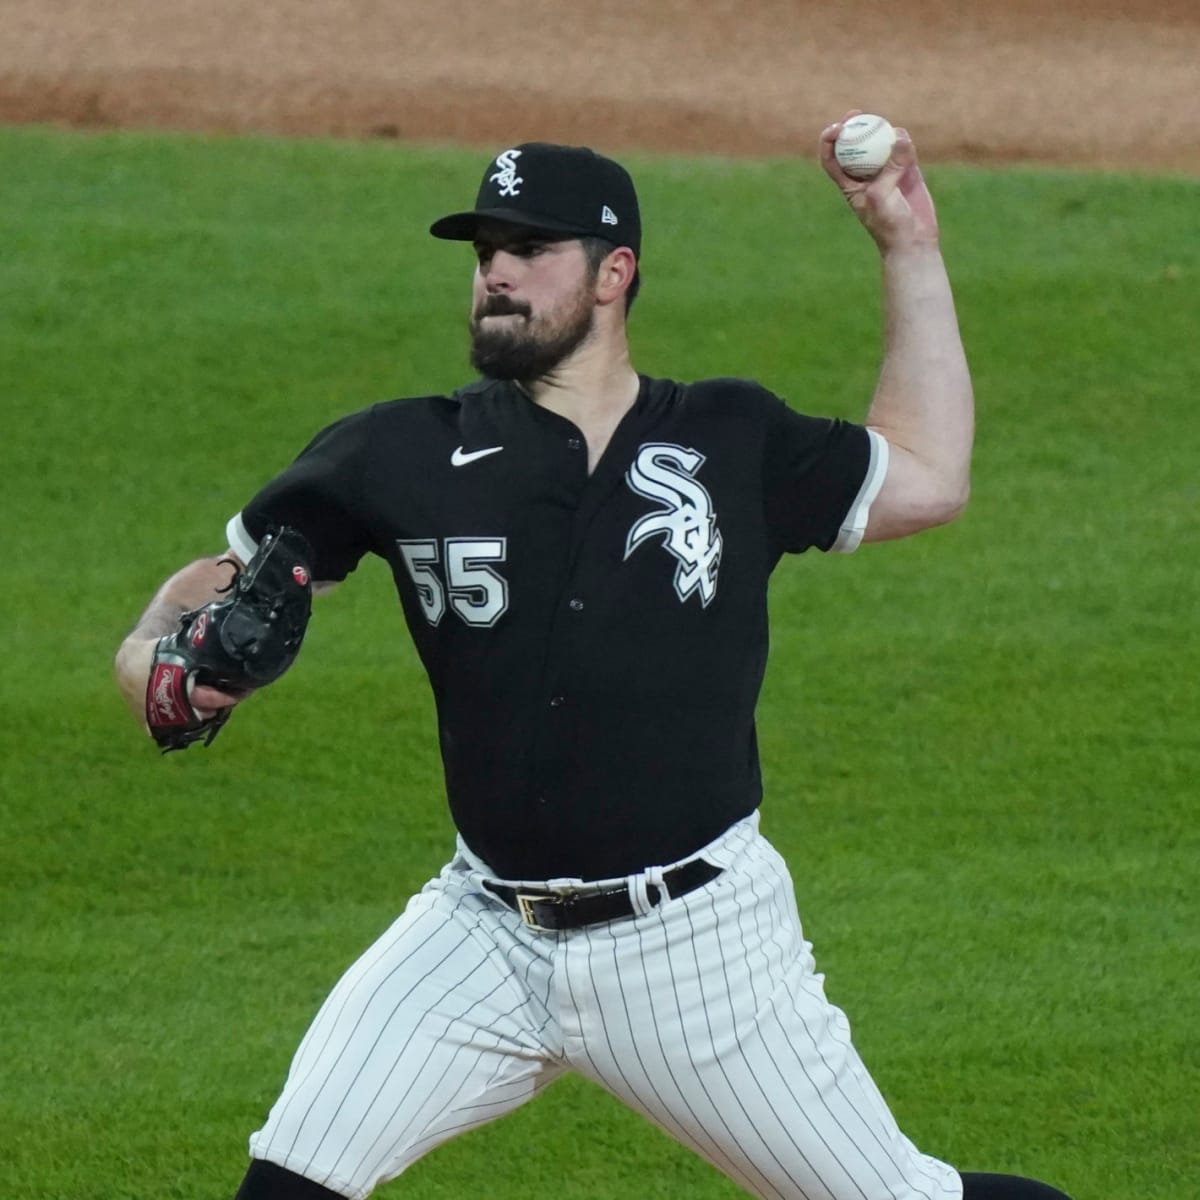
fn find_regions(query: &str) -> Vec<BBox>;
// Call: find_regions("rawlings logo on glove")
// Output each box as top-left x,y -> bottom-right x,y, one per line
145,526 -> 314,752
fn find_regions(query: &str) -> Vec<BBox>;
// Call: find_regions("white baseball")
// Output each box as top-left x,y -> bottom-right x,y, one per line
834,114 -> 896,180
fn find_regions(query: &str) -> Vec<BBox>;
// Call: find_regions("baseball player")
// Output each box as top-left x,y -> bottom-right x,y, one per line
115,119 -> 1073,1200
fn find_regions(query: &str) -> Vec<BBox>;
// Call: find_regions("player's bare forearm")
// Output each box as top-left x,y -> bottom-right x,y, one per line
863,243 -> 974,539
123,555 -> 242,640
114,554 -> 243,723
819,112 -> 975,542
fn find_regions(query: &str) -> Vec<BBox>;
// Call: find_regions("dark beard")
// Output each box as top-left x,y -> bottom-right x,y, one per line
469,294 -> 595,382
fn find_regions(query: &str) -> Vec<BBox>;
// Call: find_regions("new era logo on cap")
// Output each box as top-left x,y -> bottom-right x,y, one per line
430,142 -> 641,257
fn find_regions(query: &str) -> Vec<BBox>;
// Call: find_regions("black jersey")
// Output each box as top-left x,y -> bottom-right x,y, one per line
230,375 -> 885,880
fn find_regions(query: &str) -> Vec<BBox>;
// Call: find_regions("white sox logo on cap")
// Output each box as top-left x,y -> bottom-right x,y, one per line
489,150 -> 524,197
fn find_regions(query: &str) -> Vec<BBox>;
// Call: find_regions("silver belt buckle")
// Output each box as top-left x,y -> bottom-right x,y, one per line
516,891 -> 555,931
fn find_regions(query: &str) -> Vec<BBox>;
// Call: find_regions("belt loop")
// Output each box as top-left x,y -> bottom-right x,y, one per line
628,865 -> 666,916
647,865 -> 667,900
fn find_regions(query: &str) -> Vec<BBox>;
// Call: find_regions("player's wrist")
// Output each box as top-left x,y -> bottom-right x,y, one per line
878,232 -> 943,259
878,240 -> 948,282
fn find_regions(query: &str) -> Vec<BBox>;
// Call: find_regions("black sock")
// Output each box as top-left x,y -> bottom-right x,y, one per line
234,1159 -> 347,1200
960,1171 -> 1073,1200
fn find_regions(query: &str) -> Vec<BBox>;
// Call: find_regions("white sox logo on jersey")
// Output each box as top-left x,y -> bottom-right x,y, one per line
625,444 -> 723,607
489,150 -> 524,197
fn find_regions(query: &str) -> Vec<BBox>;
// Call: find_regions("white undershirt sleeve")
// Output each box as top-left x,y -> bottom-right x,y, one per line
224,511 -> 340,593
831,429 -> 889,554
224,512 -> 259,564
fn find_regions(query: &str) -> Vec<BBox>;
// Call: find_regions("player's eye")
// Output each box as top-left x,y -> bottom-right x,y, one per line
473,241 -> 543,265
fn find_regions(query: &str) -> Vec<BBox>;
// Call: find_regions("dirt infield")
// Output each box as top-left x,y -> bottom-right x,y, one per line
4,0 -> 1199,171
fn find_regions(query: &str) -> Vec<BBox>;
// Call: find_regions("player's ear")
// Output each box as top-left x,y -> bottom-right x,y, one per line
595,246 -> 638,308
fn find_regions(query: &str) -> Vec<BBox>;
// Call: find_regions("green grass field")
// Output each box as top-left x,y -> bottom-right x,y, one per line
1,125 -> 1196,1200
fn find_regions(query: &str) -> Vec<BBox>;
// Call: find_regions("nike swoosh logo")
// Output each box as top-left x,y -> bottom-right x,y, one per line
451,445 -> 504,467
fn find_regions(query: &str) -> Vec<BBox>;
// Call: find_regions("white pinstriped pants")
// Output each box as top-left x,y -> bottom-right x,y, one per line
248,813 -> 962,1200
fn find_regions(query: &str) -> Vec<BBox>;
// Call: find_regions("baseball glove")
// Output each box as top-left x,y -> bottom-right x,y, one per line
145,526 -> 314,752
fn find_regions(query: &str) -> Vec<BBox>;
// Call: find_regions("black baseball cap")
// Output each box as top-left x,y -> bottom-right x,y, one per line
430,142 -> 641,258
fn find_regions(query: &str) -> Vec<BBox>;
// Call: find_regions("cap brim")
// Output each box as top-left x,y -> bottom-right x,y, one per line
429,208 -> 592,242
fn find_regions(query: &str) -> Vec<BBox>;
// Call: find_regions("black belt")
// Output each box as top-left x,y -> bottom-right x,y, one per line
483,856 -> 724,932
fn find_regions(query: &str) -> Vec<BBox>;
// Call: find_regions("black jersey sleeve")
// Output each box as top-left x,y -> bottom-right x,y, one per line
761,394 -> 885,555
227,407 -> 375,582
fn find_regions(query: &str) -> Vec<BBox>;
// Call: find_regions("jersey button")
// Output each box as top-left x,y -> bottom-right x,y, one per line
549,695 -> 565,708
568,598 -> 584,611
566,437 -> 583,451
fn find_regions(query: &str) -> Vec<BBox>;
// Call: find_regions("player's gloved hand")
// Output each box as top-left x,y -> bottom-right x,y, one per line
144,526 -> 314,752
819,109 -> 940,250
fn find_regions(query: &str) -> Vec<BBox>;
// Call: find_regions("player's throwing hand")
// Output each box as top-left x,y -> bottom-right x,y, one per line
820,109 -> 940,248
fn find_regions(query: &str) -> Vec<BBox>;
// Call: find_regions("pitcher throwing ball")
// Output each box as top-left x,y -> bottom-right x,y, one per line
116,115 -> 1073,1200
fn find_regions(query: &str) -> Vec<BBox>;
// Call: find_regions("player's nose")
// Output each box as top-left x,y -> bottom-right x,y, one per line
478,250 -> 520,292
